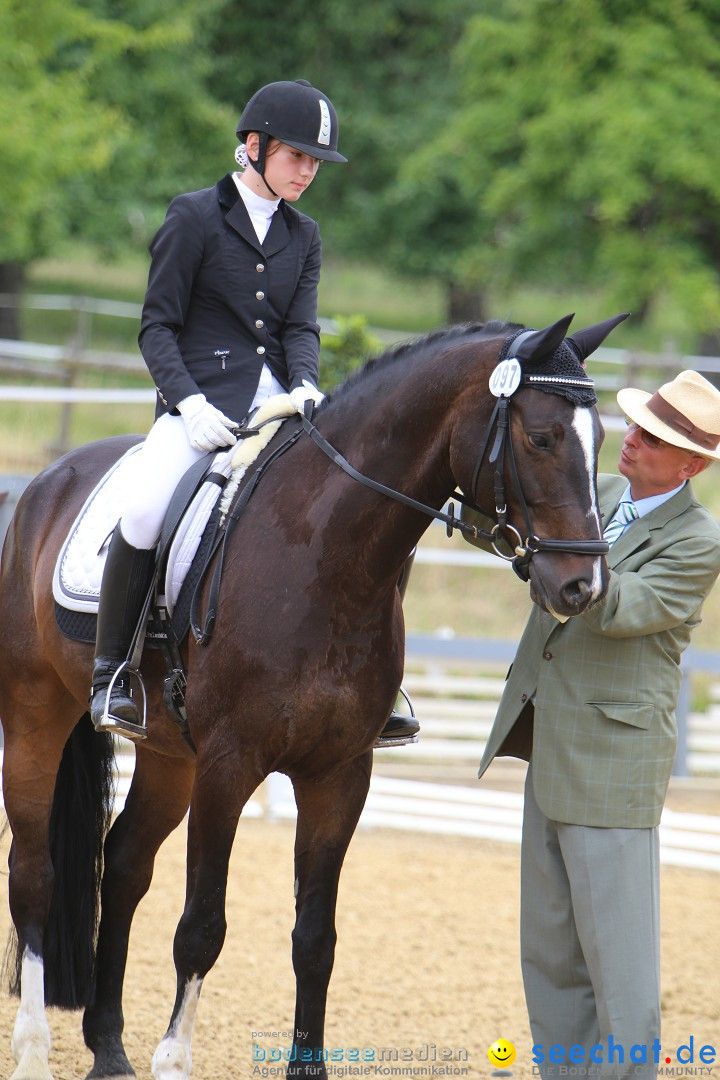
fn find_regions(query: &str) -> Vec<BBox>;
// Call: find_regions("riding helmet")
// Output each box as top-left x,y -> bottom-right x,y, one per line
236,79 -> 347,163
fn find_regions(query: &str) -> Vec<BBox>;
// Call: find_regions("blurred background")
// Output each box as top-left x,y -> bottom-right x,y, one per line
1,0 -> 720,799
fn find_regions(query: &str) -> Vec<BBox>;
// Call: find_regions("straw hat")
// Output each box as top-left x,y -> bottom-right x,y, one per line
617,370 -> 720,460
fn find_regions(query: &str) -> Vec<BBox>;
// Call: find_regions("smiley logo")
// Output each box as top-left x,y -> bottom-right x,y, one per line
488,1039 -> 516,1069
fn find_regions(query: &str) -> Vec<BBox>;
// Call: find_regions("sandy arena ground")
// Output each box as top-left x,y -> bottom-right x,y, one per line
1,800 -> 719,1080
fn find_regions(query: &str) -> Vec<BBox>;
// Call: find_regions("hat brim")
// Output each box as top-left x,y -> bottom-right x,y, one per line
617,387 -> 720,460
284,139 -> 348,162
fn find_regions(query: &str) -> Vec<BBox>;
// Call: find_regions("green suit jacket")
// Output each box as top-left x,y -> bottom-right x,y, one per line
475,475 -> 720,827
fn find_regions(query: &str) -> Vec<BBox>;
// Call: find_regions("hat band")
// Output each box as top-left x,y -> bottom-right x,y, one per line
646,391 -> 720,451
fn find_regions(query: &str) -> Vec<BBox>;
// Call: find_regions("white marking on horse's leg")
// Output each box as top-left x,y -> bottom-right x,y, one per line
10,949 -> 53,1080
572,407 -> 604,599
151,975 -> 203,1080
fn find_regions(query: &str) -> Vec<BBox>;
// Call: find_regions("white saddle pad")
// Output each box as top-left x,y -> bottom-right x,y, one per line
52,444 -> 142,613
53,394 -> 296,617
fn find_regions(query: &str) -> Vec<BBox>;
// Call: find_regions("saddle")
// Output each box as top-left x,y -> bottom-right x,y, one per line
53,395 -> 298,744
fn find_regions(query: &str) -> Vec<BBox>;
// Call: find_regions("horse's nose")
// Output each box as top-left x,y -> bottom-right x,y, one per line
560,576 -> 594,612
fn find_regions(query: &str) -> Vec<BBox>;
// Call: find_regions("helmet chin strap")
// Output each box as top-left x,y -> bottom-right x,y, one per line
248,133 -> 280,198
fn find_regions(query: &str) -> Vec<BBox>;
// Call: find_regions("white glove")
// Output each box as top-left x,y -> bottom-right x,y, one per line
289,379 -> 325,414
177,393 -> 238,451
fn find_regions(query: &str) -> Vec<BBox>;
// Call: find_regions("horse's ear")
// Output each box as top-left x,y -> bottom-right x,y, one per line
567,312 -> 630,362
514,313 -> 575,362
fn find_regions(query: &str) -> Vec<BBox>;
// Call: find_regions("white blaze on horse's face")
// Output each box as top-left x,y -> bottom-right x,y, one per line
571,405 -> 605,600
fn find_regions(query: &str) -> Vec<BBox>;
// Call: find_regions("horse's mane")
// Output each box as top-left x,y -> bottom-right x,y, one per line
321,319 -> 523,408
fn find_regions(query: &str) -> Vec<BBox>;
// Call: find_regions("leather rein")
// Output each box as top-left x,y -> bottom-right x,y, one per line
299,386 -> 609,582
190,378 -> 608,646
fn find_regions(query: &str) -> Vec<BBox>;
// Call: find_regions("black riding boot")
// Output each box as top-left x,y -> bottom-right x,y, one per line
90,527 -> 156,741
377,550 -> 420,745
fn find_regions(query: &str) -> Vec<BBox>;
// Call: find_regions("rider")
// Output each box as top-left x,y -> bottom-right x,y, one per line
89,78 -> 419,745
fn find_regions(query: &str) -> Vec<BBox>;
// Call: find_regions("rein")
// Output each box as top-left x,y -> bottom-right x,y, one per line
191,376 -> 609,647
299,393 -> 608,582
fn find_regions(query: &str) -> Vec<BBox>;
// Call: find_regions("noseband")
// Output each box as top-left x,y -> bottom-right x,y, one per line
299,365 -> 608,582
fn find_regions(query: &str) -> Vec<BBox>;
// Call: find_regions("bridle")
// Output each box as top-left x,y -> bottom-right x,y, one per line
297,366 -> 609,582
454,387 -> 609,580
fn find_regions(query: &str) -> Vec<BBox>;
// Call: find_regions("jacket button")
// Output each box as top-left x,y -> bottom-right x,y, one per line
256,263 -> 265,273
255,319 -> 264,328
521,693 -> 528,702
256,290 -> 265,300
256,346 -> 266,355
543,651 -> 552,661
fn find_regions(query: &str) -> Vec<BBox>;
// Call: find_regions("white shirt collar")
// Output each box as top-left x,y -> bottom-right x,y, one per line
620,480 -> 686,519
232,172 -> 280,242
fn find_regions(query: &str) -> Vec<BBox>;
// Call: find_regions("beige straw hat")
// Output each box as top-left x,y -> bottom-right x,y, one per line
617,370 -> 720,460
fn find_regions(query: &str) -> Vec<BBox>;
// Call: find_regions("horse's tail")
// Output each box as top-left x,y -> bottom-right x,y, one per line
3,712 -> 116,1008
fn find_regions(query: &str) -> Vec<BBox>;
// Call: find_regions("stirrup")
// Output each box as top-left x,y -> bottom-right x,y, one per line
94,661 -> 148,742
374,687 -> 419,748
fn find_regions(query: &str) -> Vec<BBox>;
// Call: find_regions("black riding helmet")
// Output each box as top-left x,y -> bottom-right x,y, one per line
237,79 -> 347,190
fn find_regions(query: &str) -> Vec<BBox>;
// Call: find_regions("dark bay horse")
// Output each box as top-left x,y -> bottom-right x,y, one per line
0,313 -> 624,1080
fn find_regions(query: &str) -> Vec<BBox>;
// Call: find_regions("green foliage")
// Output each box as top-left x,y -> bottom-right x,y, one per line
0,0 -> 232,267
319,315 -> 381,391
204,0 -> 478,305
5,0 -> 720,344
0,0 -> 122,261
437,0 -> 720,333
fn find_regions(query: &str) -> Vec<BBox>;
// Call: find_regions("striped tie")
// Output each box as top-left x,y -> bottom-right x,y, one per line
603,499 -> 639,545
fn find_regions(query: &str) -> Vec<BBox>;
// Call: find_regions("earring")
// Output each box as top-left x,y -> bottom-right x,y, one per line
234,143 -> 249,169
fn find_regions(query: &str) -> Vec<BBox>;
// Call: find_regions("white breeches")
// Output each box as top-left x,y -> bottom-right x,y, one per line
119,366 -> 284,550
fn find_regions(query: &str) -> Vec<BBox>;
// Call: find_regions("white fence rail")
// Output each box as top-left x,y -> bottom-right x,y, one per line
107,752 -> 720,874
2,657 -> 719,873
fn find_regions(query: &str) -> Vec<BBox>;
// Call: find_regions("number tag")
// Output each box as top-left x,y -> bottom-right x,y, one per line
489,358 -> 522,398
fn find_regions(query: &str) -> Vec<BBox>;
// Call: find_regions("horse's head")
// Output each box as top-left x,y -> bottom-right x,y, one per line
452,312 -> 629,619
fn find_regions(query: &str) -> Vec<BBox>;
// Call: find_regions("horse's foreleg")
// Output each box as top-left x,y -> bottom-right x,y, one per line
83,750 -> 195,1080
151,760 -> 260,1080
287,753 -> 372,1080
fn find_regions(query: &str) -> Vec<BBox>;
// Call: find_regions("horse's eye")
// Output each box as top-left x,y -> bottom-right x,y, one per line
528,433 -> 550,449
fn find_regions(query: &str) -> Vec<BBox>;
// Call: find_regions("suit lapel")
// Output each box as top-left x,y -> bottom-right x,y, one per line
224,197 -> 265,254
217,173 -> 291,256
602,479 -> 696,568
262,207 -> 291,257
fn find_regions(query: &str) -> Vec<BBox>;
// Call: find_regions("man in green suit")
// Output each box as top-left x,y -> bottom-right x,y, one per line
466,370 -> 720,1079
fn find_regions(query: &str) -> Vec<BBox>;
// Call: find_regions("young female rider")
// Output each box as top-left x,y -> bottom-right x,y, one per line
90,78 -> 419,746
89,79 -> 346,740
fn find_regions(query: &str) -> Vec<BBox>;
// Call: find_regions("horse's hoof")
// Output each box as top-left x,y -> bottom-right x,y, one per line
84,1037 -> 136,1079
86,1062 -> 136,1080
151,1038 -> 192,1080
86,1074 -> 136,1080
10,1048 -> 54,1080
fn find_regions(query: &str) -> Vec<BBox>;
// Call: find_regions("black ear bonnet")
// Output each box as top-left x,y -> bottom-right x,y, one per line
499,330 -> 598,407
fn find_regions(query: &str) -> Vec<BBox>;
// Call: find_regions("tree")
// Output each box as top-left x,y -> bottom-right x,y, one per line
0,0 -> 118,334
206,0 -> 481,322
431,0 -> 720,341
0,0 -> 230,337
62,0 -> 233,256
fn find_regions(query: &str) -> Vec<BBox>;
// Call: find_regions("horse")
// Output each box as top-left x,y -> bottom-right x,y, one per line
0,311 -> 625,1080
